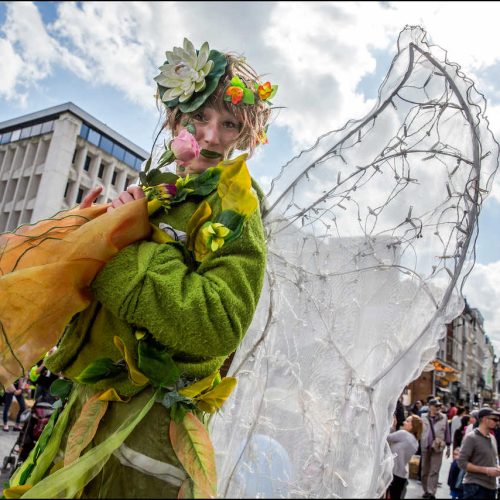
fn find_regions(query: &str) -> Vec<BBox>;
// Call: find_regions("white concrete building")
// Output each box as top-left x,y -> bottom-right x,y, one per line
0,102 -> 147,232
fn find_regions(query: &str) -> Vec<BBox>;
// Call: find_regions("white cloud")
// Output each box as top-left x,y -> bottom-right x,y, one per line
0,1 -> 59,101
463,260 -> 500,355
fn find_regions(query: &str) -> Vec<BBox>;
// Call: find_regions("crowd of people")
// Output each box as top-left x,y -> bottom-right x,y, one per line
386,396 -> 500,500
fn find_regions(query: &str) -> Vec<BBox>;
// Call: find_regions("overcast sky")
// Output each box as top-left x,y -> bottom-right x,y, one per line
2,1 -> 500,357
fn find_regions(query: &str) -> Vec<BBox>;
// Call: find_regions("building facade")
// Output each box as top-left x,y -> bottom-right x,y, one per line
0,102 -> 147,232
407,299 -> 497,409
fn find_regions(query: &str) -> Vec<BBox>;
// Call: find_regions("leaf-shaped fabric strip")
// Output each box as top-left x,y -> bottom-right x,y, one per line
2,484 -> 33,498
178,371 -> 219,399
217,154 -> 257,216
0,199 -> 150,386
195,377 -> 237,413
169,412 -> 217,498
20,390 -> 157,499
113,336 -> 149,386
98,388 -> 130,403
64,393 -> 109,466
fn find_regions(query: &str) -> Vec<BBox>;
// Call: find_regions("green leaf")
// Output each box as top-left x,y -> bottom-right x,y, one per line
139,171 -> 148,187
146,171 -> 179,186
160,391 -> 194,410
49,379 -> 73,400
169,412 -> 217,497
143,156 -> 152,174
242,88 -> 255,105
229,75 -> 245,88
75,358 -> 124,385
170,402 -> 191,424
217,209 -> 244,232
138,340 -> 180,388
269,85 -> 278,100
178,50 -> 227,113
200,149 -> 222,159
157,150 -> 175,168
186,123 -> 196,135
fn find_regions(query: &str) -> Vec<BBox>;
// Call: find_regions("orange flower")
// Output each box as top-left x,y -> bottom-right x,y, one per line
258,81 -> 272,100
225,86 -> 244,104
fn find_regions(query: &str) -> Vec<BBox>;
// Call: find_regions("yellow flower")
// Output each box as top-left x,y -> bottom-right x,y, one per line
200,222 -> 230,252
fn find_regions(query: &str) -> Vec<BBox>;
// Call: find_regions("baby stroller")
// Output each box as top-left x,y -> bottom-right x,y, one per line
1,398 -> 55,476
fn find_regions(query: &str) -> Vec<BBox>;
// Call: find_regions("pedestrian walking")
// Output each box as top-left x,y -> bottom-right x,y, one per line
457,407 -> 500,499
2,377 -> 26,432
420,399 -> 451,499
448,447 -> 465,499
386,414 -> 423,499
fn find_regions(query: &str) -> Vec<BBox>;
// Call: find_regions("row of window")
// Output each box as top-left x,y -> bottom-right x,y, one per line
0,120 -> 55,145
79,123 -> 144,171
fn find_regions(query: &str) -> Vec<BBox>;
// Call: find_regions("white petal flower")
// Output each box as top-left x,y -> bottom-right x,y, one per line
155,39 -> 214,104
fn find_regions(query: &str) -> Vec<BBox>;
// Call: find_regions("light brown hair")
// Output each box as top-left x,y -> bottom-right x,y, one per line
408,415 -> 423,441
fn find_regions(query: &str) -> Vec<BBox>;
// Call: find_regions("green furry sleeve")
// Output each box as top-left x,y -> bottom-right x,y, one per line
90,208 -> 267,358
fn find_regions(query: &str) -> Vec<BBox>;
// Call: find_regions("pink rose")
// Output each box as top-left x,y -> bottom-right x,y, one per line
171,129 -> 200,166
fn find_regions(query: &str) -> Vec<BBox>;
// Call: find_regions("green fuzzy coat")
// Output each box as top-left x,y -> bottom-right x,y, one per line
47,182 -> 267,396
21,181 -> 267,498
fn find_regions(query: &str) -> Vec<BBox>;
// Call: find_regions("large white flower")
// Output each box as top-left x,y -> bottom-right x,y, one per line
155,38 -> 214,103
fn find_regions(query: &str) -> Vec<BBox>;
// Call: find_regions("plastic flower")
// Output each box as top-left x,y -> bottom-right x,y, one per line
171,129 -> 201,166
258,82 -> 273,100
200,222 -> 230,252
225,86 -> 244,105
155,38 -> 214,103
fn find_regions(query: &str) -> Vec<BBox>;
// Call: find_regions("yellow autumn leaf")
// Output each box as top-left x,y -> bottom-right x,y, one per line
195,377 -> 237,413
217,154 -> 257,216
0,199 -> 150,387
179,372 -> 219,399
97,388 -> 130,403
64,394 -> 109,466
113,336 -> 149,386
3,485 -> 32,498
150,223 -> 175,244
169,412 -> 217,498
186,200 -> 212,252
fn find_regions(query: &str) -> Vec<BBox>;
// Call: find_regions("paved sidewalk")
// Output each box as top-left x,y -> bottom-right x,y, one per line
406,452 -> 453,499
0,416 -> 24,494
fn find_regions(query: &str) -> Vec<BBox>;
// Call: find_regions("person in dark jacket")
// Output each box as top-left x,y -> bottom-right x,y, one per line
448,447 -> 464,499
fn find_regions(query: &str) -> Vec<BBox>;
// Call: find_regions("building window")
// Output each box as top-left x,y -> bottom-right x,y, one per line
111,171 -> 117,185
80,123 -> 90,139
112,143 -> 126,162
76,188 -> 85,204
98,163 -> 105,179
87,129 -> 101,147
40,120 -> 54,134
30,123 -> 42,136
20,126 -> 31,140
83,155 -> 92,171
64,182 -> 71,198
99,135 -> 113,155
0,132 -> 11,144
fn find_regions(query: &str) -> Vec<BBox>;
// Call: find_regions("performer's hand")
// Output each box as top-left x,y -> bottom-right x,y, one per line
107,186 -> 145,213
79,186 -> 103,209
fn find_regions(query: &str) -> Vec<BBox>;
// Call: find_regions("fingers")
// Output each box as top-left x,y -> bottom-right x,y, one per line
79,186 -> 103,209
126,185 -> 145,200
107,186 -> 145,213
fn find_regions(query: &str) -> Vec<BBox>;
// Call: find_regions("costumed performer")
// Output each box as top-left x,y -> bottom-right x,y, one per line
5,37 -> 276,499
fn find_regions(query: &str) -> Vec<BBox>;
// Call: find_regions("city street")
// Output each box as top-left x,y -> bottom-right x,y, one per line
0,416 -> 23,495
406,452 -> 453,499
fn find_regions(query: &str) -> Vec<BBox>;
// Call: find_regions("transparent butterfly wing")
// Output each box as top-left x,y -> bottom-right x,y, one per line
210,26 -> 499,498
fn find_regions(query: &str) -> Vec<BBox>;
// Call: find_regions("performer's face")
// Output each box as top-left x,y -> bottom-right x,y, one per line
177,106 -> 241,175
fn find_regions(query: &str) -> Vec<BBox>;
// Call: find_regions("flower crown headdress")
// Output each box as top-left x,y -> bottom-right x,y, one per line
154,38 -> 277,144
